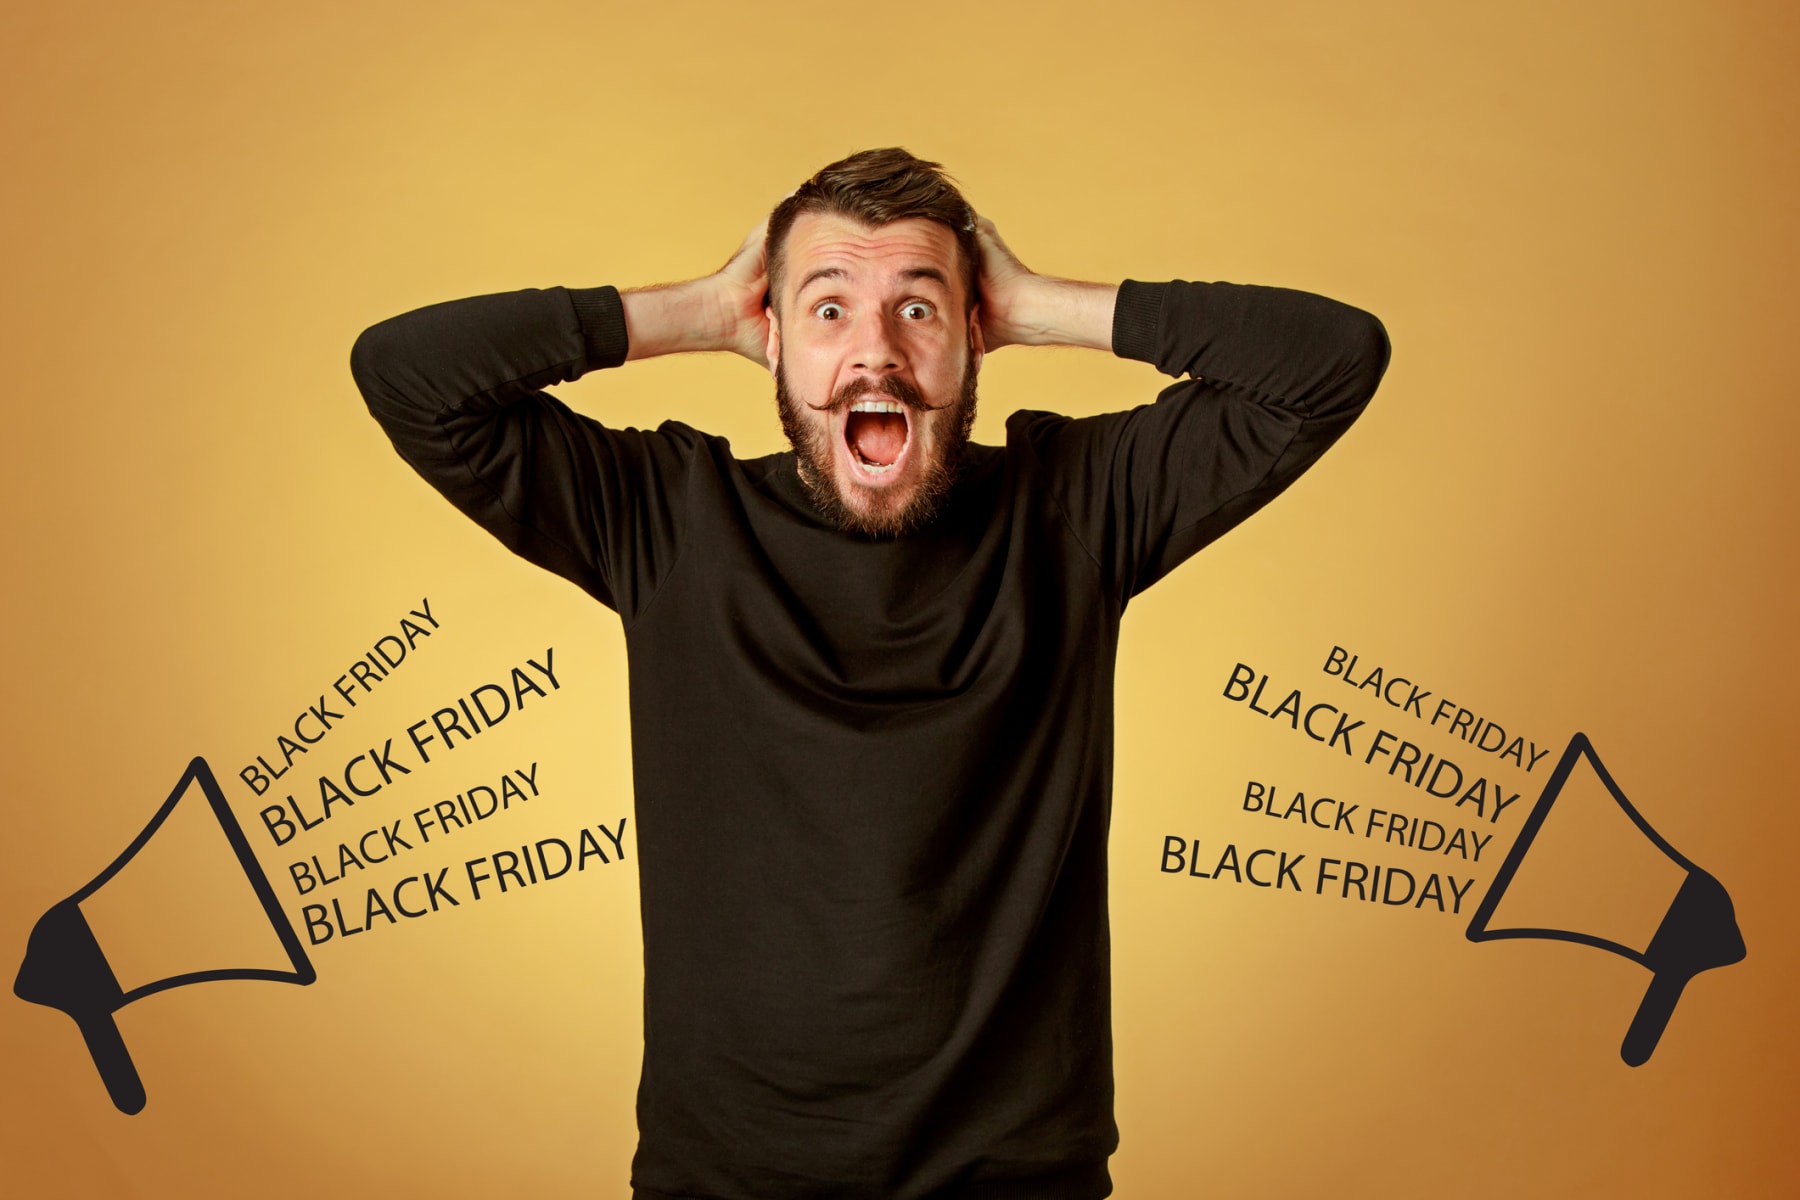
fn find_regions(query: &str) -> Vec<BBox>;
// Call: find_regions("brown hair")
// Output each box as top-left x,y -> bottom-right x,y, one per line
765,147 -> 979,317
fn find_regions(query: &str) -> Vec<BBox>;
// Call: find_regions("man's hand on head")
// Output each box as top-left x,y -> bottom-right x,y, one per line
972,213 -> 1119,354
972,214 -> 1037,353
708,217 -> 774,368
622,215 -> 774,367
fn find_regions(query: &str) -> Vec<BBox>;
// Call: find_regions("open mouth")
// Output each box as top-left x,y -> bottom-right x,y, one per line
844,399 -> 911,477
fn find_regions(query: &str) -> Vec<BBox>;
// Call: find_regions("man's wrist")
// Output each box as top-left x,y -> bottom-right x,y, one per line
1008,277 -> 1119,351
622,277 -> 733,361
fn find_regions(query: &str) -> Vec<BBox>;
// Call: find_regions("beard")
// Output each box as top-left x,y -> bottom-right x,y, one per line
775,358 -> 979,538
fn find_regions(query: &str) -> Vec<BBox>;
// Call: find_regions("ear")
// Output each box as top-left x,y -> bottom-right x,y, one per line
765,304 -> 781,378
967,301 -> 985,376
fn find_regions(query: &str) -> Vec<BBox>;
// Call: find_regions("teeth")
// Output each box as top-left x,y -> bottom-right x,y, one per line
856,460 -> 895,474
849,400 -> 904,414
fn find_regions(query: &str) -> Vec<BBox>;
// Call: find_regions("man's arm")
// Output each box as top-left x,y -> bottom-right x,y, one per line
620,219 -> 771,363
975,216 -> 1390,600
349,221 -> 773,618
971,214 -> 1118,353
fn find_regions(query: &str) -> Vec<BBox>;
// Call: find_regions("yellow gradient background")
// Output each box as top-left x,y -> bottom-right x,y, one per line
3,0 -> 1796,1195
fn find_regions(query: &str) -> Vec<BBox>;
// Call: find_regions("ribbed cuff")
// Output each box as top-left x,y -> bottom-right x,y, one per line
1110,280 -> 1165,364
568,285 -> 630,371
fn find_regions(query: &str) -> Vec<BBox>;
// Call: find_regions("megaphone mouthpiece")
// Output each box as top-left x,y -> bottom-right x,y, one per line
14,898 -> 146,1115
1621,868 -> 1746,1067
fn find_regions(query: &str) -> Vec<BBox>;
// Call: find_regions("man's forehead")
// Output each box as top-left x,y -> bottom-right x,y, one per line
785,213 -> 961,294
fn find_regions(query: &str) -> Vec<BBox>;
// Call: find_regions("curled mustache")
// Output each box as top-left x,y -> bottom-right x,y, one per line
803,374 -> 955,414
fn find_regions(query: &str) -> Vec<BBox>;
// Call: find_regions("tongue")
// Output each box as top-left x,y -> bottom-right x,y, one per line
848,412 -> 907,466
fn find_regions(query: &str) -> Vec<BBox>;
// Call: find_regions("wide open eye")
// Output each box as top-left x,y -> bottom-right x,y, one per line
815,301 -> 845,320
900,301 -> 934,320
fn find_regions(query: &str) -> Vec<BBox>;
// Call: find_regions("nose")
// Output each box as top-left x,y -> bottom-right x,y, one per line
849,310 -> 905,375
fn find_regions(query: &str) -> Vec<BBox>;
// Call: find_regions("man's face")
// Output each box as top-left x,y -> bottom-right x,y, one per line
767,212 -> 983,537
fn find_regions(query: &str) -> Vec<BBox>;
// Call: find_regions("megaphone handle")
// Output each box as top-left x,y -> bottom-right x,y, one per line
76,1009 -> 147,1114
1621,970 -> 1691,1068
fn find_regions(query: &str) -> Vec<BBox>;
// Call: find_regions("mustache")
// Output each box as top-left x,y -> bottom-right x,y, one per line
803,374 -> 955,414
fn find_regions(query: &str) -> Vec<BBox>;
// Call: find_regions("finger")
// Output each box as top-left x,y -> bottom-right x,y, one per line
976,220 -> 1024,274
722,221 -> 770,277
971,215 -> 1007,259
740,218 -> 769,258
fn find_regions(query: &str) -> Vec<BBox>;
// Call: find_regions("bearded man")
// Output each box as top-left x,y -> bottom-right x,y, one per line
352,147 -> 1390,1200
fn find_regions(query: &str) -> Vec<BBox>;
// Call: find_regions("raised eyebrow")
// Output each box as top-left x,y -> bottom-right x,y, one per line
796,266 -> 847,296
897,267 -> 952,292
797,265 -> 951,299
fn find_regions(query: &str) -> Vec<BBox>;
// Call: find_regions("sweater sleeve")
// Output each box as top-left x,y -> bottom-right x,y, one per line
1015,278 -> 1390,600
349,285 -> 694,621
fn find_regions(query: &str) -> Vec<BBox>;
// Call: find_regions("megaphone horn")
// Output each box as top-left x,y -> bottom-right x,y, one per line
1466,733 -> 1745,1066
14,756 -> 316,1113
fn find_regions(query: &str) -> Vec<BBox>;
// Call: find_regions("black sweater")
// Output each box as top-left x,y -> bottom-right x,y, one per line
352,277 -> 1389,1200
